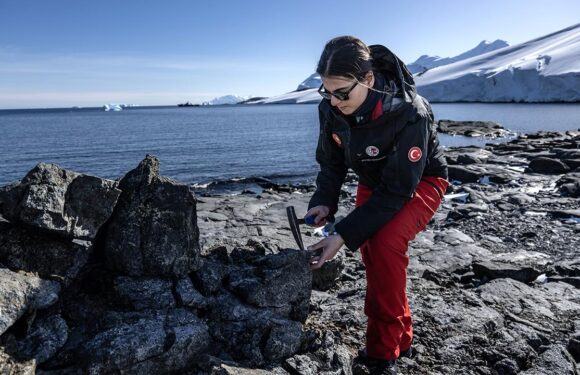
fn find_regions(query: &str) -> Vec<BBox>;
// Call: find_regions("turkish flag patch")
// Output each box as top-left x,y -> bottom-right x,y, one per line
408,146 -> 422,162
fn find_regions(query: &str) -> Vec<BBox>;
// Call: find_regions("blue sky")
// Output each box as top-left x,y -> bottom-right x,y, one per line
1,0 -> 579,108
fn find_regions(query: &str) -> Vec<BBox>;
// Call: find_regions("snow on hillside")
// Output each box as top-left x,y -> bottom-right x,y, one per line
408,40 -> 509,74
415,23 -> 580,102
251,88 -> 320,104
296,73 -> 322,91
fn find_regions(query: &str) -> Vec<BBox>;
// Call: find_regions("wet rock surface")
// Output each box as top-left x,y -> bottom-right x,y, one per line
1,131 -> 579,374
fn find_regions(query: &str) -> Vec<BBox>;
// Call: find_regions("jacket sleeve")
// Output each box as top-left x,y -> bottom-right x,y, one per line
307,108 -> 348,216
334,112 -> 430,251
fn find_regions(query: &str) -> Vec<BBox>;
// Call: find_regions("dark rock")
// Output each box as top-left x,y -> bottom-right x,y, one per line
0,268 -> 61,336
78,309 -> 210,374
104,155 -> 201,277
472,251 -> 551,283
448,165 -> 481,183
569,333 -> 580,362
14,314 -> 68,364
0,222 -> 92,285
227,249 -> 312,322
457,154 -> 482,164
519,345 -> 577,375
0,163 -> 120,240
175,277 -> 208,308
550,209 -> 580,220
113,277 -> 176,310
312,250 -> 345,291
528,157 -> 570,174
192,259 -> 228,296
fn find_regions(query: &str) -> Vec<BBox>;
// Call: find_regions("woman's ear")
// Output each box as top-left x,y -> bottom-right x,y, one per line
366,71 -> 374,86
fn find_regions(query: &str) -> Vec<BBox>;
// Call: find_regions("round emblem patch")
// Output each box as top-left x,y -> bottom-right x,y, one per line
332,133 -> 342,146
365,146 -> 380,157
408,147 -> 422,162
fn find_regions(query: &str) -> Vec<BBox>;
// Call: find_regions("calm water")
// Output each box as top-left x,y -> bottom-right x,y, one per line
0,103 -> 578,192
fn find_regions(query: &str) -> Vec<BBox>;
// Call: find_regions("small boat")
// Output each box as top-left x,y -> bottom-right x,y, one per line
177,101 -> 197,107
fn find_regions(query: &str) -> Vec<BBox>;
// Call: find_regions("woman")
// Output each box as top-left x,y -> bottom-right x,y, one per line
305,36 -> 448,374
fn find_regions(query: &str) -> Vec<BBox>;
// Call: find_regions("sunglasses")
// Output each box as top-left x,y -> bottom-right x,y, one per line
318,81 -> 358,101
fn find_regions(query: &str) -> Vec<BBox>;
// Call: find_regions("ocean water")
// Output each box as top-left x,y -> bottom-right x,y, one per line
0,103 -> 578,193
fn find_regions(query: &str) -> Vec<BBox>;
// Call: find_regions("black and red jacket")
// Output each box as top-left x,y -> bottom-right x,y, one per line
308,44 -> 448,251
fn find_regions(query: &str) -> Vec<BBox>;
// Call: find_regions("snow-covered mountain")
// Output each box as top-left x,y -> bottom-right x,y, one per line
250,23 -> 580,104
415,23 -> 580,102
407,40 -> 509,74
296,73 -> 322,91
204,95 -> 249,105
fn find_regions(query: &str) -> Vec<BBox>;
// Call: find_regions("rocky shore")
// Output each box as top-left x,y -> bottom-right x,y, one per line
0,130 -> 579,374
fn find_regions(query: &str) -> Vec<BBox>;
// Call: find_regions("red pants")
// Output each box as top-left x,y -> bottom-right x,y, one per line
356,176 -> 448,360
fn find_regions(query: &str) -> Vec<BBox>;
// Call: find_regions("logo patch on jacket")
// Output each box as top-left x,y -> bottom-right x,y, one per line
408,146 -> 422,162
332,133 -> 342,146
365,146 -> 379,157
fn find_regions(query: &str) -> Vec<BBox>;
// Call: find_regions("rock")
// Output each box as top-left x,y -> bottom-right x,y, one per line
79,309 -> 210,374
473,251 -> 552,283
113,277 -> 176,310
175,277 -> 208,308
507,193 -> 535,205
0,163 -> 121,240
437,120 -> 507,137
0,348 -> 35,375
312,250 -> 345,291
192,259 -> 228,296
14,314 -> 68,364
527,157 -> 570,174
262,320 -> 304,362
569,332 -> 580,362
0,222 -> 92,285
457,154 -> 482,164
448,165 -> 481,183
434,228 -> 475,245
519,345 -> 577,375
227,249 -> 312,322
550,209 -> 580,220
104,155 -> 201,277
0,268 -> 61,336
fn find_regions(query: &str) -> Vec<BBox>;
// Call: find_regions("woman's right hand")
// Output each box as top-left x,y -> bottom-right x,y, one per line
304,205 -> 330,227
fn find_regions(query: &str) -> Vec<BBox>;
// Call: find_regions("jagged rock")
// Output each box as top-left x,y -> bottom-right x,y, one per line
527,157 -> 570,174
78,309 -> 210,374
549,209 -> 580,220
434,228 -> 475,245
473,251 -> 552,283
104,155 -> 201,277
0,268 -> 61,336
12,314 -> 68,364
0,163 -> 120,240
113,277 -> 176,310
507,193 -> 535,205
457,154 -> 482,164
0,222 -> 92,285
192,259 -> 228,296
556,174 -> 580,197
227,249 -> 312,321
312,250 -> 345,291
519,345 -> 577,375
448,165 -> 481,183
175,277 -> 208,309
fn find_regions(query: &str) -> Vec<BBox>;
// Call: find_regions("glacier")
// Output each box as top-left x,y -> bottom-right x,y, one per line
415,23 -> 580,102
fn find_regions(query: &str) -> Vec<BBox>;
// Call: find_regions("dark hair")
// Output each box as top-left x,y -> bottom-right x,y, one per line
316,36 -> 373,81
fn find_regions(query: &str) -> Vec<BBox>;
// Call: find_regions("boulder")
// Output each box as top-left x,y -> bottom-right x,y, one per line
519,345 -> 577,375
12,314 -> 69,364
448,165 -> 481,183
312,250 -> 345,291
0,268 -> 61,336
104,156 -> 201,277
528,157 -> 570,174
473,251 -> 552,283
113,277 -> 176,310
0,222 -> 92,285
0,163 -> 120,240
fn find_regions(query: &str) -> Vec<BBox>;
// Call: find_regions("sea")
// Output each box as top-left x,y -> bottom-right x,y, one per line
0,103 -> 579,194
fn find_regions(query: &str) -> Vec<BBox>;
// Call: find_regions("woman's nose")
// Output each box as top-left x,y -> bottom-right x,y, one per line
330,96 -> 341,107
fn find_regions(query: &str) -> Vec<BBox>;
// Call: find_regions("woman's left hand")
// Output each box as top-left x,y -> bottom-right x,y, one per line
307,234 -> 345,270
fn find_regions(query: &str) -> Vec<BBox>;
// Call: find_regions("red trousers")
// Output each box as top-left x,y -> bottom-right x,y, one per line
356,176 -> 448,360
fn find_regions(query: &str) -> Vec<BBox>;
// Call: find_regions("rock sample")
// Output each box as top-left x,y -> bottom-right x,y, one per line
0,162 -> 121,240
104,156 -> 201,277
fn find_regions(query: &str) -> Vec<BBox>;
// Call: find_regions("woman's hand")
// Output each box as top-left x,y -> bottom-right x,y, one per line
307,234 -> 345,270
304,205 -> 330,227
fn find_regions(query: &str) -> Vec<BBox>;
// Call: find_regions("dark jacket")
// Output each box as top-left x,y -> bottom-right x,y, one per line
308,44 -> 448,251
